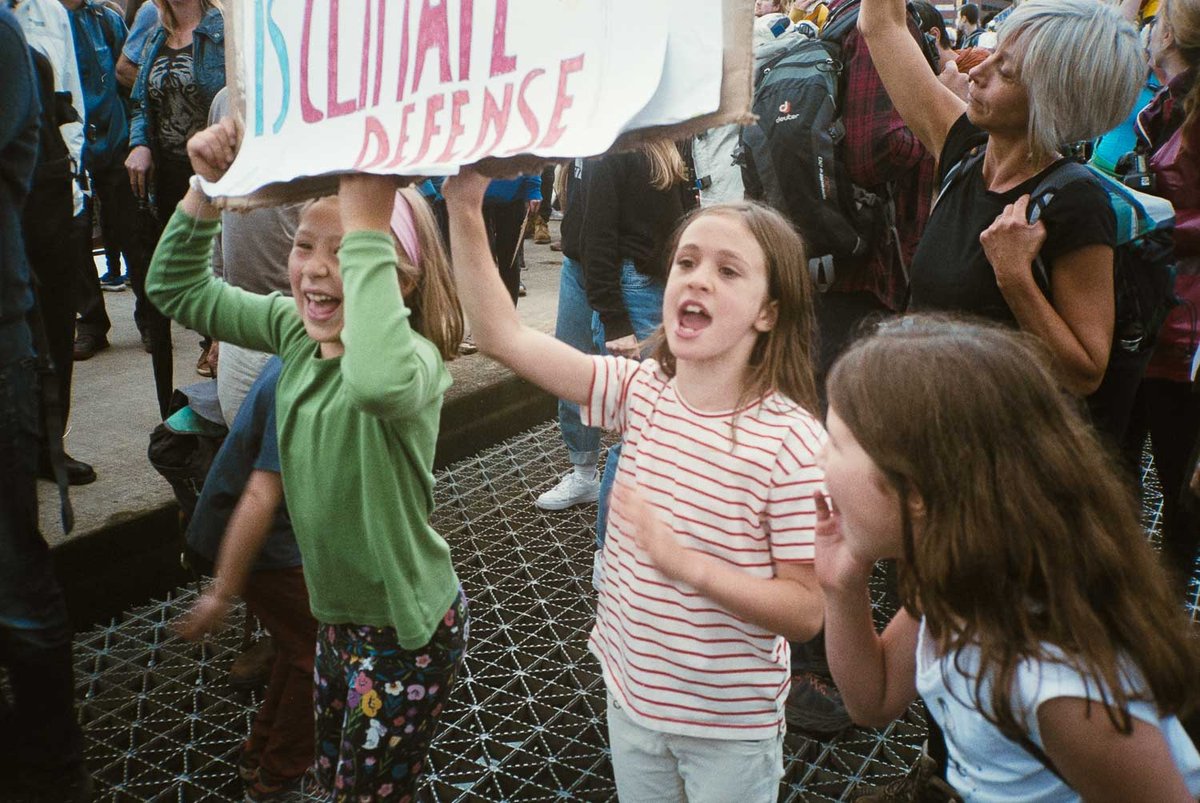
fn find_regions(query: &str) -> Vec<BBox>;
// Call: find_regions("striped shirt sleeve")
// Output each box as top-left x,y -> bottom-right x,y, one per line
581,355 -> 641,435
764,422 -> 826,562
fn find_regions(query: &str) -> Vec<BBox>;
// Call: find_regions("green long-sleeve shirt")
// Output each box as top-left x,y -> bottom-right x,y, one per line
147,207 -> 458,648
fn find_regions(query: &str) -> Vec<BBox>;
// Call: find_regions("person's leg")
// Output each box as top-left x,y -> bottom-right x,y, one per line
311,623 -> 348,795
75,195 -> 114,346
494,200 -> 526,304
239,567 -> 318,787
0,357 -> 88,797
1143,379 -> 1200,589
606,694 -> 687,803
142,159 -> 193,418
329,593 -> 467,799
813,290 -> 891,403
536,256 -> 602,511
593,263 -> 664,547
674,730 -> 784,803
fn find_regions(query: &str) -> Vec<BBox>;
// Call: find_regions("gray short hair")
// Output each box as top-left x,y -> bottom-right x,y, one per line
998,0 -> 1145,165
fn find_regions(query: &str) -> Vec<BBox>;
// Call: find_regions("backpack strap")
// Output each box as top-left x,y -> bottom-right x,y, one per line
1025,161 -> 1099,291
932,144 -> 986,212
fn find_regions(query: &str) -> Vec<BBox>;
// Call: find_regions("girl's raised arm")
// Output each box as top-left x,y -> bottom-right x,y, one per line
857,0 -> 965,159
815,493 -> 920,727
145,119 -> 292,355
443,169 -> 594,406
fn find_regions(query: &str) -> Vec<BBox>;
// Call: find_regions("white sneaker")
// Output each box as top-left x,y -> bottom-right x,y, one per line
535,470 -> 600,511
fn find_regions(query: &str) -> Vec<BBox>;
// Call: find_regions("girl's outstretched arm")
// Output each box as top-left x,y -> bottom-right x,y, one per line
146,119 -> 294,355
1038,700 -> 1196,802
857,0 -> 964,158
814,493 -> 920,727
176,469 -> 283,641
443,169 -> 594,405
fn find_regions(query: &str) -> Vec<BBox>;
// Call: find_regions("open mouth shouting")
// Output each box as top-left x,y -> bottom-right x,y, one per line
675,300 -> 712,339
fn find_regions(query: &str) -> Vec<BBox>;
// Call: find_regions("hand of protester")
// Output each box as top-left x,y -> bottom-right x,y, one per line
175,588 -> 233,641
938,60 -> 969,102
187,117 -> 240,184
339,173 -> 399,234
813,491 -> 874,594
980,195 -> 1047,292
527,199 -> 541,217
442,167 -> 491,209
606,334 -> 641,359
613,481 -> 698,584
125,145 -> 155,199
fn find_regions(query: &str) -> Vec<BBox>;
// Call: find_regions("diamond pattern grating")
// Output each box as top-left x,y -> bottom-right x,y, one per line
54,423 -> 1200,801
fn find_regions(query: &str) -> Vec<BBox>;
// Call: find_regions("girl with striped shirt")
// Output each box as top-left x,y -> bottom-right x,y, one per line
444,168 -> 826,802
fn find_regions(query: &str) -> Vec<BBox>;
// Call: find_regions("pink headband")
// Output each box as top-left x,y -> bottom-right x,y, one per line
390,191 -> 421,267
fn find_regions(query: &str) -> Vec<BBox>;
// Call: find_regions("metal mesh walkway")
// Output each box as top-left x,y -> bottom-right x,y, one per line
66,422 -> 1197,801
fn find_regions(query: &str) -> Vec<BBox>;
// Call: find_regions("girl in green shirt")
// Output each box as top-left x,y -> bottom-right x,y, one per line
148,118 -> 466,801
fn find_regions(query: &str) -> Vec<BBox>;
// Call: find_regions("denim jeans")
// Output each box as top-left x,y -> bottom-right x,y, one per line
554,256 -> 601,468
592,261 -> 664,548
0,356 -> 83,782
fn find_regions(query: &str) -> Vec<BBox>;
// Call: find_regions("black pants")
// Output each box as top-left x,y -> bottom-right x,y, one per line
482,199 -> 526,305
78,161 -> 144,339
23,180 -> 78,427
814,290 -> 893,406
0,356 -> 84,788
1125,378 -> 1200,594
134,156 -> 191,418
539,164 -> 555,222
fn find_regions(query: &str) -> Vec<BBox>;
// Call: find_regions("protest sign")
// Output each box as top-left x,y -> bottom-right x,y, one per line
207,0 -> 752,207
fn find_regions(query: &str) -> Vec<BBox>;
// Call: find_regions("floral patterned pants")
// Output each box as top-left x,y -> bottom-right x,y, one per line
311,591 -> 467,800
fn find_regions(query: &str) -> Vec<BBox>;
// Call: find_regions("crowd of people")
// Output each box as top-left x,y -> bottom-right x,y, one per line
2,0 -> 1200,801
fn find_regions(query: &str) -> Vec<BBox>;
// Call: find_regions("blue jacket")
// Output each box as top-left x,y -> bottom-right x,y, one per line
69,0 -> 129,171
129,8 -> 225,153
484,175 -> 542,205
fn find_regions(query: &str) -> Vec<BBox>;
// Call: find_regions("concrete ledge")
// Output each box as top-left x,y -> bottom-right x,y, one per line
53,370 -> 555,630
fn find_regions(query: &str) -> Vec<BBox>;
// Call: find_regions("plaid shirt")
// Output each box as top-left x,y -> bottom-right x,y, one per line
835,18 -> 935,310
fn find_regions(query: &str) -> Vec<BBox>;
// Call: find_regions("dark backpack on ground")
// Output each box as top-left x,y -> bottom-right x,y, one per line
737,0 -> 935,291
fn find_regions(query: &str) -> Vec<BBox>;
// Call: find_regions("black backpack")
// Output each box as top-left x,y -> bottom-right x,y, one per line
938,149 -> 1179,440
737,1 -> 935,292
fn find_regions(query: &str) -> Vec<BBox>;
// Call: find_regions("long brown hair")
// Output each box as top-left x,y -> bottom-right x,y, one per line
155,0 -> 223,38
651,202 -> 820,414
827,315 -> 1199,738
394,187 -> 464,362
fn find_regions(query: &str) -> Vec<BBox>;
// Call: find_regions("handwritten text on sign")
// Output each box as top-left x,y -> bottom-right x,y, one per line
207,0 -> 719,198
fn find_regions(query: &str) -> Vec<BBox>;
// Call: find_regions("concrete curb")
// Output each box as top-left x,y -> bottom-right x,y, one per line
53,375 -> 555,630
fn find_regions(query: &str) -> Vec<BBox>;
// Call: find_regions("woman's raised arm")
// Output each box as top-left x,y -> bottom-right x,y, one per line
857,0 -> 966,158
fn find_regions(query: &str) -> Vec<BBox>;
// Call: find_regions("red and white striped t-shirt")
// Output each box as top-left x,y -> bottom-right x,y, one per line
582,356 -> 826,740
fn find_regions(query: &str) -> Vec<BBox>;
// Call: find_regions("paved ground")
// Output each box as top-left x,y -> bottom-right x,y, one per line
71,422 -> 932,803
39,223 -> 565,548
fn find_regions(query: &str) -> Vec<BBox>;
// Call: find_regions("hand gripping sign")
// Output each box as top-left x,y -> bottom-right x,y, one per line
205,0 -> 753,207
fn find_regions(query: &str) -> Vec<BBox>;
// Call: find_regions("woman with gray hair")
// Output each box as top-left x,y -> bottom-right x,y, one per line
858,0 -> 1144,402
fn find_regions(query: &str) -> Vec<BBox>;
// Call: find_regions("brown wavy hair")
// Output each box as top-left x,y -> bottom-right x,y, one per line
154,0 -> 223,38
650,202 -> 819,414
827,315 -> 1199,739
